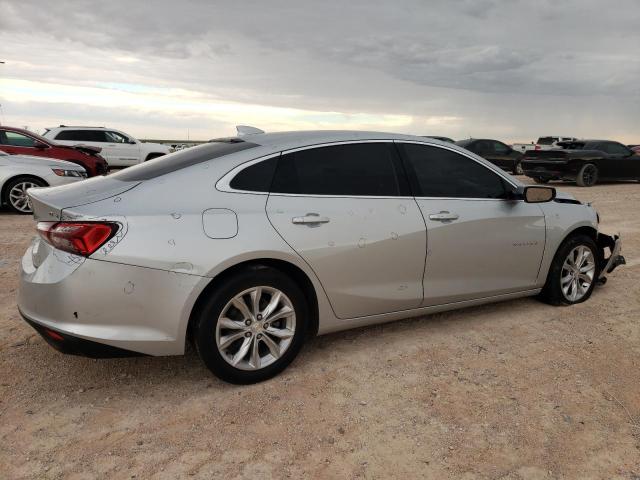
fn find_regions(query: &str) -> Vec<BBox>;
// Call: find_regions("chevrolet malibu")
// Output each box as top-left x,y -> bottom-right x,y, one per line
18,129 -> 625,384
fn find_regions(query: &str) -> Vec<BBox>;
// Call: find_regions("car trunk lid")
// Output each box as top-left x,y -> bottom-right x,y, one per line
28,176 -> 141,221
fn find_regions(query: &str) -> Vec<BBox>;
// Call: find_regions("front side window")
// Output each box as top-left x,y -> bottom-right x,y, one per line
602,142 -> 630,155
2,131 -> 37,147
106,131 -> 131,143
271,143 -> 405,196
493,141 -> 510,154
399,143 -> 509,199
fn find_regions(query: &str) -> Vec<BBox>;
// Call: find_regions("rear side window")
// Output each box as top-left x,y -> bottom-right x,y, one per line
601,142 -> 630,155
271,143 -> 406,196
55,130 -> 108,142
229,156 -> 278,192
399,143 -> 508,199
112,140 -> 258,181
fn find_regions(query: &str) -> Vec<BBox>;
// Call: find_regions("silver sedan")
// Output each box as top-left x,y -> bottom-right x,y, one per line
18,130 -> 624,383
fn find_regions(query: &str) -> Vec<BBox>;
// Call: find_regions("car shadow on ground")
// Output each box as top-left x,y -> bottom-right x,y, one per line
7,294 -> 552,399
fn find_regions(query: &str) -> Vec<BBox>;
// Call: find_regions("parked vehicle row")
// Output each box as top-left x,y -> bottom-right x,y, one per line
17,129 -> 625,384
0,126 -> 107,176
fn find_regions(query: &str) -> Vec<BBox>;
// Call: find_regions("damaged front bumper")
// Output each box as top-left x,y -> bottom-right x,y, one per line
597,233 -> 626,282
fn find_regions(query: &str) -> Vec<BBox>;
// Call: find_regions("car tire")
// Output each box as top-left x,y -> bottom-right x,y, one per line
539,234 -> 599,306
513,161 -> 524,176
533,177 -> 549,184
3,177 -> 46,214
576,163 -> 598,187
194,266 -> 309,384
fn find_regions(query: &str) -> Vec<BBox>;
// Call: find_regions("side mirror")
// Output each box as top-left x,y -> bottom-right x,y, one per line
524,186 -> 555,203
33,141 -> 48,149
128,139 -> 137,144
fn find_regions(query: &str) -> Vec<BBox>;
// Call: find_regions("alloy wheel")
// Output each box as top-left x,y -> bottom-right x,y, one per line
560,245 -> 596,302
8,181 -> 39,213
582,165 -> 597,186
215,286 -> 296,371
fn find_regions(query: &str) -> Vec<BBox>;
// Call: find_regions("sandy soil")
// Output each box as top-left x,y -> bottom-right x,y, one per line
1,179 -> 639,479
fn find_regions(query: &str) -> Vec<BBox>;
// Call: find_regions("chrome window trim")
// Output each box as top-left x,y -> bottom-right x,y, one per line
216,138 -> 520,201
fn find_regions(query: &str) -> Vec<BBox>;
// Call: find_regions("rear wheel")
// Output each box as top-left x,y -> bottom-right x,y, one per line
194,266 -> 308,384
576,163 -> 598,187
533,177 -> 550,184
3,177 -> 46,214
513,161 -> 524,175
539,234 -> 599,306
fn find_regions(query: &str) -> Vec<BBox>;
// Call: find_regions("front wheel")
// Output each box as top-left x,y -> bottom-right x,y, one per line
513,161 -> 524,176
4,177 -> 46,214
539,234 -> 599,306
576,163 -> 598,187
194,266 -> 309,384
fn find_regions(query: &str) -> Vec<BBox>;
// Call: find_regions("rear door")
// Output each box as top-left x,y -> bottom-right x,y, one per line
265,141 -> 427,319
397,142 -> 546,305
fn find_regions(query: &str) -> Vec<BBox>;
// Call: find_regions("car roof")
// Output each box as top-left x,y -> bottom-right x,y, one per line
48,126 -> 108,130
214,130 -> 452,152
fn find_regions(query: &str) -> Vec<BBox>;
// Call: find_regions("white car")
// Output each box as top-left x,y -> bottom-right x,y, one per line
43,126 -> 172,167
0,150 -> 87,214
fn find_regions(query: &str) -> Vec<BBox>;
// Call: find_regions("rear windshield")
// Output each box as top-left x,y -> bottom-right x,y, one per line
111,140 -> 257,181
536,137 -> 557,145
454,139 -> 473,147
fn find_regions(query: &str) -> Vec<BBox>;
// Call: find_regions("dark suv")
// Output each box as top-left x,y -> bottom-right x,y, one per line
0,126 -> 108,176
455,139 -> 523,175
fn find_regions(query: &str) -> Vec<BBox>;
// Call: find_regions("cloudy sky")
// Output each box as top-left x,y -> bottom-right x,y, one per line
1,0 -> 639,142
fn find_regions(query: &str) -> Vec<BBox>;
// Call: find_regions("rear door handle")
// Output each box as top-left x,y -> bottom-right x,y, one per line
292,213 -> 330,225
429,211 -> 459,221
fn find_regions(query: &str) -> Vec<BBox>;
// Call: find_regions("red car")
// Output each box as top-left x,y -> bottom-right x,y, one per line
0,126 -> 108,176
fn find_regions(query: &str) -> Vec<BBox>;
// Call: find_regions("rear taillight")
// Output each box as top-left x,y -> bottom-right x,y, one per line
534,145 -> 541,150
37,222 -> 118,257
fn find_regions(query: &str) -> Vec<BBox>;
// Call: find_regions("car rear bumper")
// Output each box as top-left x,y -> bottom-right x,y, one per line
18,240 -> 206,356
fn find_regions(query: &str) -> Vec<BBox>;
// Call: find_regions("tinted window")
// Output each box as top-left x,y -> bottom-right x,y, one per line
55,130 -> 108,142
112,140 -> 258,181
602,142 -> 630,155
271,143 -> 405,196
399,143 -> 508,199
230,156 -> 278,192
2,131 -> 37,147
537,137 -> 557,145
105,131 -> 131,143
493,141 -> 510,154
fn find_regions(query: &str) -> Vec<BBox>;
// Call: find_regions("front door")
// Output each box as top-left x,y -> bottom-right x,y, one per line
397,142 -> 546,305
266,142 -> 427,319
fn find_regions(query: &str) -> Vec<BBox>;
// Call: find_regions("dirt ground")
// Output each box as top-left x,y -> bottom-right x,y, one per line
1,179 -> 639,479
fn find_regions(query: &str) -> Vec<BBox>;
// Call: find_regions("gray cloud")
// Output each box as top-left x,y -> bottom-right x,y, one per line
1,0 -> 639,141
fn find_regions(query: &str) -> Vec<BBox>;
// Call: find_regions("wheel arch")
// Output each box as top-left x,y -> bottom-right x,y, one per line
186,258 -> 320,345
1,174 -> 49,205
145,152 -> 165,161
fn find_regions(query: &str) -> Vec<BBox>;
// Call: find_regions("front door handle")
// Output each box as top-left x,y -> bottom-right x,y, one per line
292,213 -> 330,225
429,211 -> 459,221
